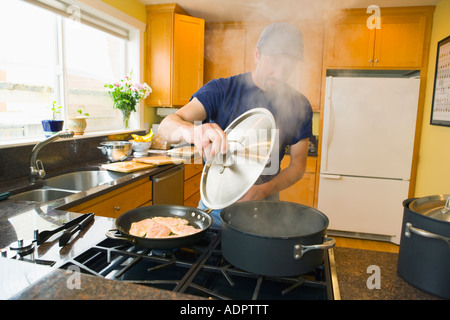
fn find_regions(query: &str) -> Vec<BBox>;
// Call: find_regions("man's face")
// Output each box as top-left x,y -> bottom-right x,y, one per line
253,48 -> 298,91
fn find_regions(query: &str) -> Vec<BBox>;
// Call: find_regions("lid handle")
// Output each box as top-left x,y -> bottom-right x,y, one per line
441,197 -> 450,214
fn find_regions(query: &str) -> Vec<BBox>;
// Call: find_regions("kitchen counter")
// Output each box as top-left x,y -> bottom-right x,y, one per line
5,242 -> 444,300
333,247 -> 441,300
8,260 -> 205,300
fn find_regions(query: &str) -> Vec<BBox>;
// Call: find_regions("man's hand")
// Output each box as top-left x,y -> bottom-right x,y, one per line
193,123 -> 229,160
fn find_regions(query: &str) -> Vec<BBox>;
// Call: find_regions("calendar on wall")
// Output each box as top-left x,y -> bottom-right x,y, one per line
430,35 -> 450,127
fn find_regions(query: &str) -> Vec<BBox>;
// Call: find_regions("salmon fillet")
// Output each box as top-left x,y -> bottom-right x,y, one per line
129,219 -> 171,238
129,216 -> 200,238
170,224 -> 201,236
152,217 -> 189,228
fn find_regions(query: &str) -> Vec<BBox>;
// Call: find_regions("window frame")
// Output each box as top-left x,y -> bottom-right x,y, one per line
0,0 -> 146,149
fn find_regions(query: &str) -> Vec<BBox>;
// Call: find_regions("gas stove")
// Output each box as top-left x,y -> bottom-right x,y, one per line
58,228 -> 340,300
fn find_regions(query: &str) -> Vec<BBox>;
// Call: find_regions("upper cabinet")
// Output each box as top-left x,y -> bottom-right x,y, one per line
146,4 -> 205,107
324,7 -> 434,69
204,21 -> 324,111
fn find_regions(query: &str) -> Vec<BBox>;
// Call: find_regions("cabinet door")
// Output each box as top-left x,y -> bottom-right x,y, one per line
173,14 -> 205,106
373,15 -> 426,68
68,179 -> 152,219
146,11 -> 173,106
204,27 -> 247,83
325,15 -> 375,68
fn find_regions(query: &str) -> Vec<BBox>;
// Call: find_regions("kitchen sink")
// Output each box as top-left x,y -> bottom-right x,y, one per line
9,189 -> 77,202
9,169 -> 127,203
44,170 -> 126,192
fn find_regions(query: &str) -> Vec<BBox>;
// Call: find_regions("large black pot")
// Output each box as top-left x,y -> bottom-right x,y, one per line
398,195 -> 450,299
220,201 -> 335,277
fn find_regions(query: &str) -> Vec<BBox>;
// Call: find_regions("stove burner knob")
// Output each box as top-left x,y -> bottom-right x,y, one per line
9,239 -> 35,256
1,248 -> 18,259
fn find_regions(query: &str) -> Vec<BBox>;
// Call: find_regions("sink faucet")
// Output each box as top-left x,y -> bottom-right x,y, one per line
29,130 -> 74,182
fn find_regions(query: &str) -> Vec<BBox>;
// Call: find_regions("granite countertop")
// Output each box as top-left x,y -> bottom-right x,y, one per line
333,247 -> 441,300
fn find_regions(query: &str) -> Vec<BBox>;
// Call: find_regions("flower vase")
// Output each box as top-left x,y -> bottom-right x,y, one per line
122,109 -> 132,129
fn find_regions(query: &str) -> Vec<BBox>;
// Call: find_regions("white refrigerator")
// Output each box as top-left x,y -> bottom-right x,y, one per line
317,76 -> 421,244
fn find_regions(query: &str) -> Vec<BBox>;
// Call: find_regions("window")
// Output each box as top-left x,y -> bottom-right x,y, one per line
0,0 -> 137,142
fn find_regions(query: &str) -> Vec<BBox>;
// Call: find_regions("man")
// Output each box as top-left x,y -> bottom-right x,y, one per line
158,22 -> 312,227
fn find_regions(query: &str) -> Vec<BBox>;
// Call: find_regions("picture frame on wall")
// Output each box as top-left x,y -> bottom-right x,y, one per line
430,35 -> 450,127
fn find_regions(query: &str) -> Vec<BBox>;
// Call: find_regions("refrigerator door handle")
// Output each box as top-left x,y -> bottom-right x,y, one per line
321,174 -> 342,180
321,76 -> 333,172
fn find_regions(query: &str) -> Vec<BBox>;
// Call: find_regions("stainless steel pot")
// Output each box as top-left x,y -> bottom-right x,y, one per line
220,201 -> 336,277
398,195 -> 450,299
98,141 -> 132,162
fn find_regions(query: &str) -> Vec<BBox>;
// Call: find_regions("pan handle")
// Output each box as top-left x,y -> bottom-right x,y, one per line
106,229 -> 135,243
293,237 -> 336,260
405,223 -> 450,249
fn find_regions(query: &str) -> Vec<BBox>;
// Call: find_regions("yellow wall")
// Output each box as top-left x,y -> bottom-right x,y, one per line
415,0 -> 450,196
100,0 -> 146,23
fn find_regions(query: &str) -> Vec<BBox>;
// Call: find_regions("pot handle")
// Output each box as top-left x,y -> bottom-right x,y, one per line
293,237 -> 336,260
405,223 -> 450,249
106,229 -> 135,243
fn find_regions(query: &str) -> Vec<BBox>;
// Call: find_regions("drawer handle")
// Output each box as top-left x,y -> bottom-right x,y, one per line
114,206 -> 121,211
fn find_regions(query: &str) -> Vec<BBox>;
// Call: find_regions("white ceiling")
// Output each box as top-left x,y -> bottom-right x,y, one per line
138,0 -> 440,22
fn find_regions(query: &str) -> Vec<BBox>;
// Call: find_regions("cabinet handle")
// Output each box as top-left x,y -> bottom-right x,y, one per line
369,59 -> 373,63
375,59 -> 379,63
114,206 -> 121,211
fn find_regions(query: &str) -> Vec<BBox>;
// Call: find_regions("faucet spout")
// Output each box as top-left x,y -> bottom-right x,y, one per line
29,130 -> 74,182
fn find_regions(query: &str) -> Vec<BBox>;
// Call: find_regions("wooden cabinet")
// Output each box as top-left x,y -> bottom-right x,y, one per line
279,156 -> 317,208
324,7 -> 434,68
145,4 -> 204,107
68,178 -> 152,219
183,162 -> 202,207
204,21 -> 323,111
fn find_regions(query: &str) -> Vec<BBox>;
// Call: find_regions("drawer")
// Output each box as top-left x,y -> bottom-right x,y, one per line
184,163 -> 203,180
184,191 -> 200,208
184,172 -> 201,200
68,178 -> 152,219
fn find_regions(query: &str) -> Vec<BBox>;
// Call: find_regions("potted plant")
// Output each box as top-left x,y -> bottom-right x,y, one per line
41,101 -> 64,137
104,73 -> 152,128
67,105 -> 89,135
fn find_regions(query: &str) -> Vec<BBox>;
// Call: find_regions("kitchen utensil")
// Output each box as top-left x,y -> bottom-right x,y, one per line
133,156 -> 186,165
106,205 -> 212,249
201,108 -> 277,209
132,141 -> 152,152
35,212 -> 94,245
59,212 -> 95,247
98,141 -> 132,162
0,192 -> 10,201
398,195 -> 450,299
220,201 -> 335,277
101,161 -> 155,173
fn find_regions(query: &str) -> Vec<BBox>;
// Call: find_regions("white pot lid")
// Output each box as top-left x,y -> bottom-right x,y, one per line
200,108 -> 277,209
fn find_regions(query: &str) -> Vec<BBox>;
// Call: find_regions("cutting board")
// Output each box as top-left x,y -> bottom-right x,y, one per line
133,156 -> 186,165
101,161 -> 156,173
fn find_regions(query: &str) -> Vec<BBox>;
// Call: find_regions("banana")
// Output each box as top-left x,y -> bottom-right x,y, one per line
131,130 -> 154,142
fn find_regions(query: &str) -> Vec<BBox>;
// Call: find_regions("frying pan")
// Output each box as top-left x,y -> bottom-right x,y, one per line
106,205 -> 213,249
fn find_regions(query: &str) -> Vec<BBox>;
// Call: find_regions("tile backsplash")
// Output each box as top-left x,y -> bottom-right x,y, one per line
0,131 -> 144,183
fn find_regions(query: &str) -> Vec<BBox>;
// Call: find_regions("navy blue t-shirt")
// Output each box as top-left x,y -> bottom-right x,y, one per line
191,72 -> 312,182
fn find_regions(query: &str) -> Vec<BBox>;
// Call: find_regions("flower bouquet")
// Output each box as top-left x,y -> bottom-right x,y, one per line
105,73 -> 152,128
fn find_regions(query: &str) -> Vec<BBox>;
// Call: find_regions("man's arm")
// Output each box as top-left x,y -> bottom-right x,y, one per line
158,97 -> 228,159
238,137 -> 309,201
